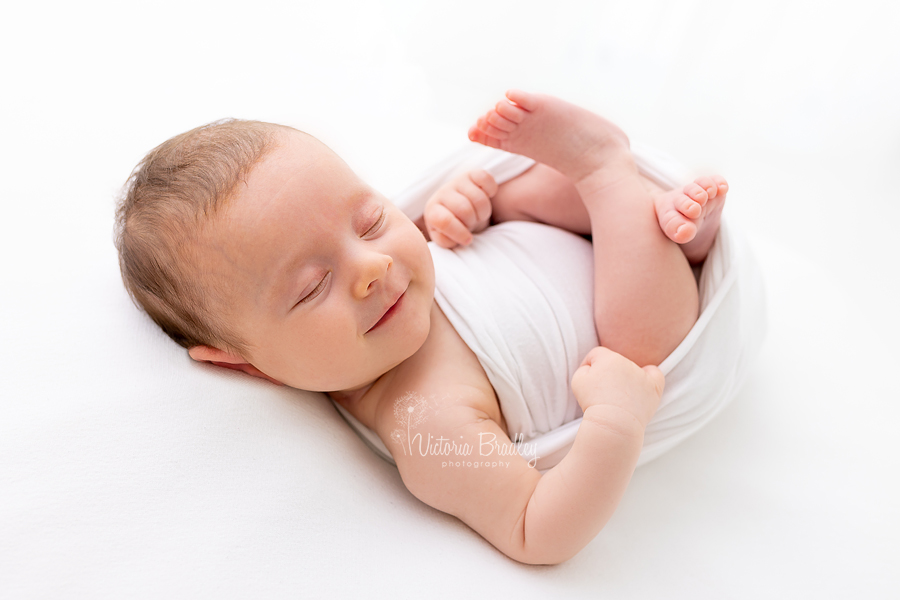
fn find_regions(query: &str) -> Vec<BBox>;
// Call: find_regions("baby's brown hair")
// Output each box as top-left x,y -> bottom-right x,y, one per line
114,119 -> 284,356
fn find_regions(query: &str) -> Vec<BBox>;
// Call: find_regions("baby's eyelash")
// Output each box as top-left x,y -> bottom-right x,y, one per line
298,272 -> 330,305
364,208 -> 386,236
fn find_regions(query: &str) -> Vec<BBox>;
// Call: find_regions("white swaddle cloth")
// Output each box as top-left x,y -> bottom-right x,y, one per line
333,144 -> 767,472
430,220 -> 594,447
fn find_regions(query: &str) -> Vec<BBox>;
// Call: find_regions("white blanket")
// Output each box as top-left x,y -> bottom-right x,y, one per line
334,144 -> 767,471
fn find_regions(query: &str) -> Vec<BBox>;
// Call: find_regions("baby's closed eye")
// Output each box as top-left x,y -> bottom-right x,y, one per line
362,207 -> 386,237
297,272 -> 331,305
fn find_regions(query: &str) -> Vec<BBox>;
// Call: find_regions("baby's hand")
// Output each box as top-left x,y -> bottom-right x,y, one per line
571,346 -> 665,430
422,169 -> 497,249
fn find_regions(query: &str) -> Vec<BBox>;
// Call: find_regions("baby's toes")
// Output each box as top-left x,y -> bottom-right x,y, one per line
661,208 -> 698,244
475,116 -> 510,140
504,89 -> 540,111
712,175 -> 729,197
693,176 -> 719,200
468,125 -> 501,148
495,100 -> 527,124
486,109 -> 517,133
683,181 -> 709,206
675,192 -> 703,219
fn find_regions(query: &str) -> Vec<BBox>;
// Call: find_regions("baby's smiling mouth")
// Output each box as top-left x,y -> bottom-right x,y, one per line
366,287 -> 407,333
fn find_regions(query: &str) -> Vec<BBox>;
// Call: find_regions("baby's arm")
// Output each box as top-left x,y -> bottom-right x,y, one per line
379,347 -> 664,565
417,164 -> 587,248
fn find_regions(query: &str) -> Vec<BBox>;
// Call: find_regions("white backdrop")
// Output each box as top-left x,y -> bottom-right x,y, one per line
2,1 -> 898,598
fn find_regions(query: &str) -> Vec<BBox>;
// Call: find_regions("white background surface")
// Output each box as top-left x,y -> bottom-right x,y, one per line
2,0 -> 898,598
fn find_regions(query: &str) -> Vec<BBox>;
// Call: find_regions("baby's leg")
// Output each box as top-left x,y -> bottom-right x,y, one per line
491,158 -> 727,265
490,163 -> 592,235
470,91 -> 697,366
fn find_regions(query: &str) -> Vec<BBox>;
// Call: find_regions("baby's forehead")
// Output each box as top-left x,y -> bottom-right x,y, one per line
247,132 -> 363,201
192,135 -> 378,295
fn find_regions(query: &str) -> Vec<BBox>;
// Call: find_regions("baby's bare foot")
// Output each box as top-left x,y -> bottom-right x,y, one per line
654,176 -> 728,265
468,90 -> 635,188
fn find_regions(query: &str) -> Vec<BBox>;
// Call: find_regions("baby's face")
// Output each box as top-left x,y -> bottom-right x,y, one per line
195,130 -> 435,392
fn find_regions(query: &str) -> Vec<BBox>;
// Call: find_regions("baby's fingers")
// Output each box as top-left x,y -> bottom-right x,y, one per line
424,202 -> 473,248
439,186 -> 487,233
642,365 -> 665,398
455,172 -> 495,227
468,169 -> 499,199
428,228 -> 463,249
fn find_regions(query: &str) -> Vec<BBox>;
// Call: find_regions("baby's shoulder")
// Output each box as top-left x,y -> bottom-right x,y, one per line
375,377 -> 496,433
384,298 -> 505,426
375,384 -> 495,468
371,373 -> 501,460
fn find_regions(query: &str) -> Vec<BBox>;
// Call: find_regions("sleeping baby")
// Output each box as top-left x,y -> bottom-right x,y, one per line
114,90 -> 728,564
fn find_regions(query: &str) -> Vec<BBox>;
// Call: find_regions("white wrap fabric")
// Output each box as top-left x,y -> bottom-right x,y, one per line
429,220 -> 594,448
333,144 -> 767,472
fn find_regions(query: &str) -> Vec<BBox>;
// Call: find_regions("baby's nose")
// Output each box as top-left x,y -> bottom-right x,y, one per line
355,252 -> 393,297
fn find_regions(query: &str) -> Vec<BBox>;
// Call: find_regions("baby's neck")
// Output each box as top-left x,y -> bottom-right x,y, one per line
327,384 -> 375,406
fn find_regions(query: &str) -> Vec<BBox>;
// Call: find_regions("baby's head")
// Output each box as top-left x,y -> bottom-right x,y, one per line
115,120 -> 435,394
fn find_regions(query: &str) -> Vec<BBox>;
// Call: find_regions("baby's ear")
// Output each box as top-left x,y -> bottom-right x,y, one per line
187,345 -> 285,386
188,344 -> 243,364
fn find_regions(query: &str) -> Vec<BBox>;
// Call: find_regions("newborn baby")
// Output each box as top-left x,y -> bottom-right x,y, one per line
115,90 -> 728,564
